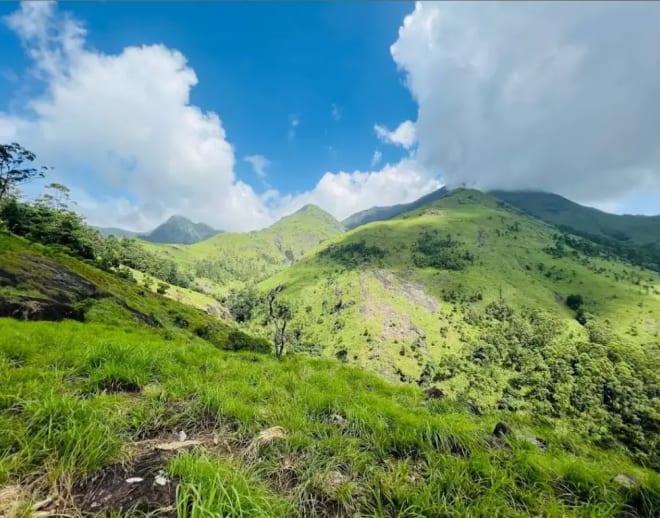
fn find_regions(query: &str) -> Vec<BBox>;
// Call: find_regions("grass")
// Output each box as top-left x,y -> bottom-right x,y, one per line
0,317 -> 658,516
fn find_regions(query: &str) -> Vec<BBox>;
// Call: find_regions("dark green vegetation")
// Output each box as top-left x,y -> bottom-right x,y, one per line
342,186 -> 448,230
491,190 -> 660,272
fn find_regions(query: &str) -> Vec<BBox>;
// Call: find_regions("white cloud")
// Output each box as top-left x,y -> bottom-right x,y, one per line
371,150 -> 382,167
0,2 -> 442,231
331,103 -> 342,121
244,154 -> 270,178
278,159 -> 441,221
390,2 -> 660,202
374,120 -> 417,149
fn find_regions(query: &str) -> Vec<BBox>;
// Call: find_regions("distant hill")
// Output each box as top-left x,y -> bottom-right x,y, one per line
144,204 -> 345,290
140,215 -> 220,245
94,226 -> 139,238
491,190 -> 660,271
95,215 -> 220,244
342,186 -> 448,230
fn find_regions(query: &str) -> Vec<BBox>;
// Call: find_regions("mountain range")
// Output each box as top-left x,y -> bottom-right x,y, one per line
96,214 -> 221,244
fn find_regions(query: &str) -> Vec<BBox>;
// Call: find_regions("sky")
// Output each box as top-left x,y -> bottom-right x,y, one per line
0,1 -> 659,231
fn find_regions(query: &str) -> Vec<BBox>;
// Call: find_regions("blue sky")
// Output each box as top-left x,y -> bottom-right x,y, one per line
0,2 -> 658,230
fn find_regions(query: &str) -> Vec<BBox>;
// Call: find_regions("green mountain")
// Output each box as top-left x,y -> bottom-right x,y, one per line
144,204 -> 345,292
490,190 -> 660,271
141,214 -> 220,244
490,190 -> 660,245
2,226 -> 659,516
342,186 -> 448,230
237,189 -> 660,471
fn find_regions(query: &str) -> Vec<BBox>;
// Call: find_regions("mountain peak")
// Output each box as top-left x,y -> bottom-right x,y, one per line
141,215 -> 220,244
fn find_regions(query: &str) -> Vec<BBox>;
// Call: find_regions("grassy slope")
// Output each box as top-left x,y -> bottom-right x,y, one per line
260,190 -> 659,375
491,190 -> 660,247
1,228 -> 659,516
142,204 -> 345,296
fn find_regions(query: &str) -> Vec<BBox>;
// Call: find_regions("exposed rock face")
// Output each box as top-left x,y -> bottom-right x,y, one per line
0,297 -> 84,322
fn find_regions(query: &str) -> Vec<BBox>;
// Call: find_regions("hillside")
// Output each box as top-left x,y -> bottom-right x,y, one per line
145,204 -> 345,293
342,186 -> 448,230
1,231 -> 659,517
239,189 -> 660,470
491,190 -> 660,271
490,190 -> 660,244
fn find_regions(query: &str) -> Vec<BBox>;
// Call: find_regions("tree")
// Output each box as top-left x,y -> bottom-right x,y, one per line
0,143 -> 48,203
566,294 -> 584,311
37,182 -> 73,211
267,285 -> 291,359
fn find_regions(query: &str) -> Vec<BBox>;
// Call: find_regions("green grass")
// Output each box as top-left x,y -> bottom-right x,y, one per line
1,317 -> 658,516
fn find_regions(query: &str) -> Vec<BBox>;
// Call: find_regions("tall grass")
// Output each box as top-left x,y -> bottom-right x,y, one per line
1,317 -> 658,516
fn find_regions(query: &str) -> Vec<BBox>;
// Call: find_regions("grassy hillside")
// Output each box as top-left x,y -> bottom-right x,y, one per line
491,190 -> 660,271
342,187 -> 448,230
144,204 -> 345,294
0,219 -> 659,516
237,189 -> 660,469
490,190 -> 660,245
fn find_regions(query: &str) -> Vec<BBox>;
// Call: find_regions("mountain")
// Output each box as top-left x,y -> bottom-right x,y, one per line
144,204 -> 345,291
94,215 -> 220,244
140,214 -> 220,244
94,226 -> 139,238
342,186 -> 448,230
490,190 -> 660,245
2,230 -> 659,516
491,190 -> 660,272
243,189 -> 660,470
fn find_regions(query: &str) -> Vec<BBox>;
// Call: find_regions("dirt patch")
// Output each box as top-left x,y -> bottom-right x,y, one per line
72,449 -> 178,516
372,271 -> 439,312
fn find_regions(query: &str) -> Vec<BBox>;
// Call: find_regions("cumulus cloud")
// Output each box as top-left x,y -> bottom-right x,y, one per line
371,150 -> 382,167
2,1 -> 274,231
244,154 -> 270,178
0,2 -> 441,231
390,2 -> 660,202
374,120 -> 416,149
279,159 -> 441,221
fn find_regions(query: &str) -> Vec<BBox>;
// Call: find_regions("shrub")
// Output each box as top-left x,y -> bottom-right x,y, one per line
566,294 -> 584,311
224,330 -> 272,353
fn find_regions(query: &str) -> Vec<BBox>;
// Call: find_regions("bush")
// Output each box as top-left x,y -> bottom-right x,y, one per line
224,330 -> 272,353
566,294 -> 584,311
412,231 -> 474,271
